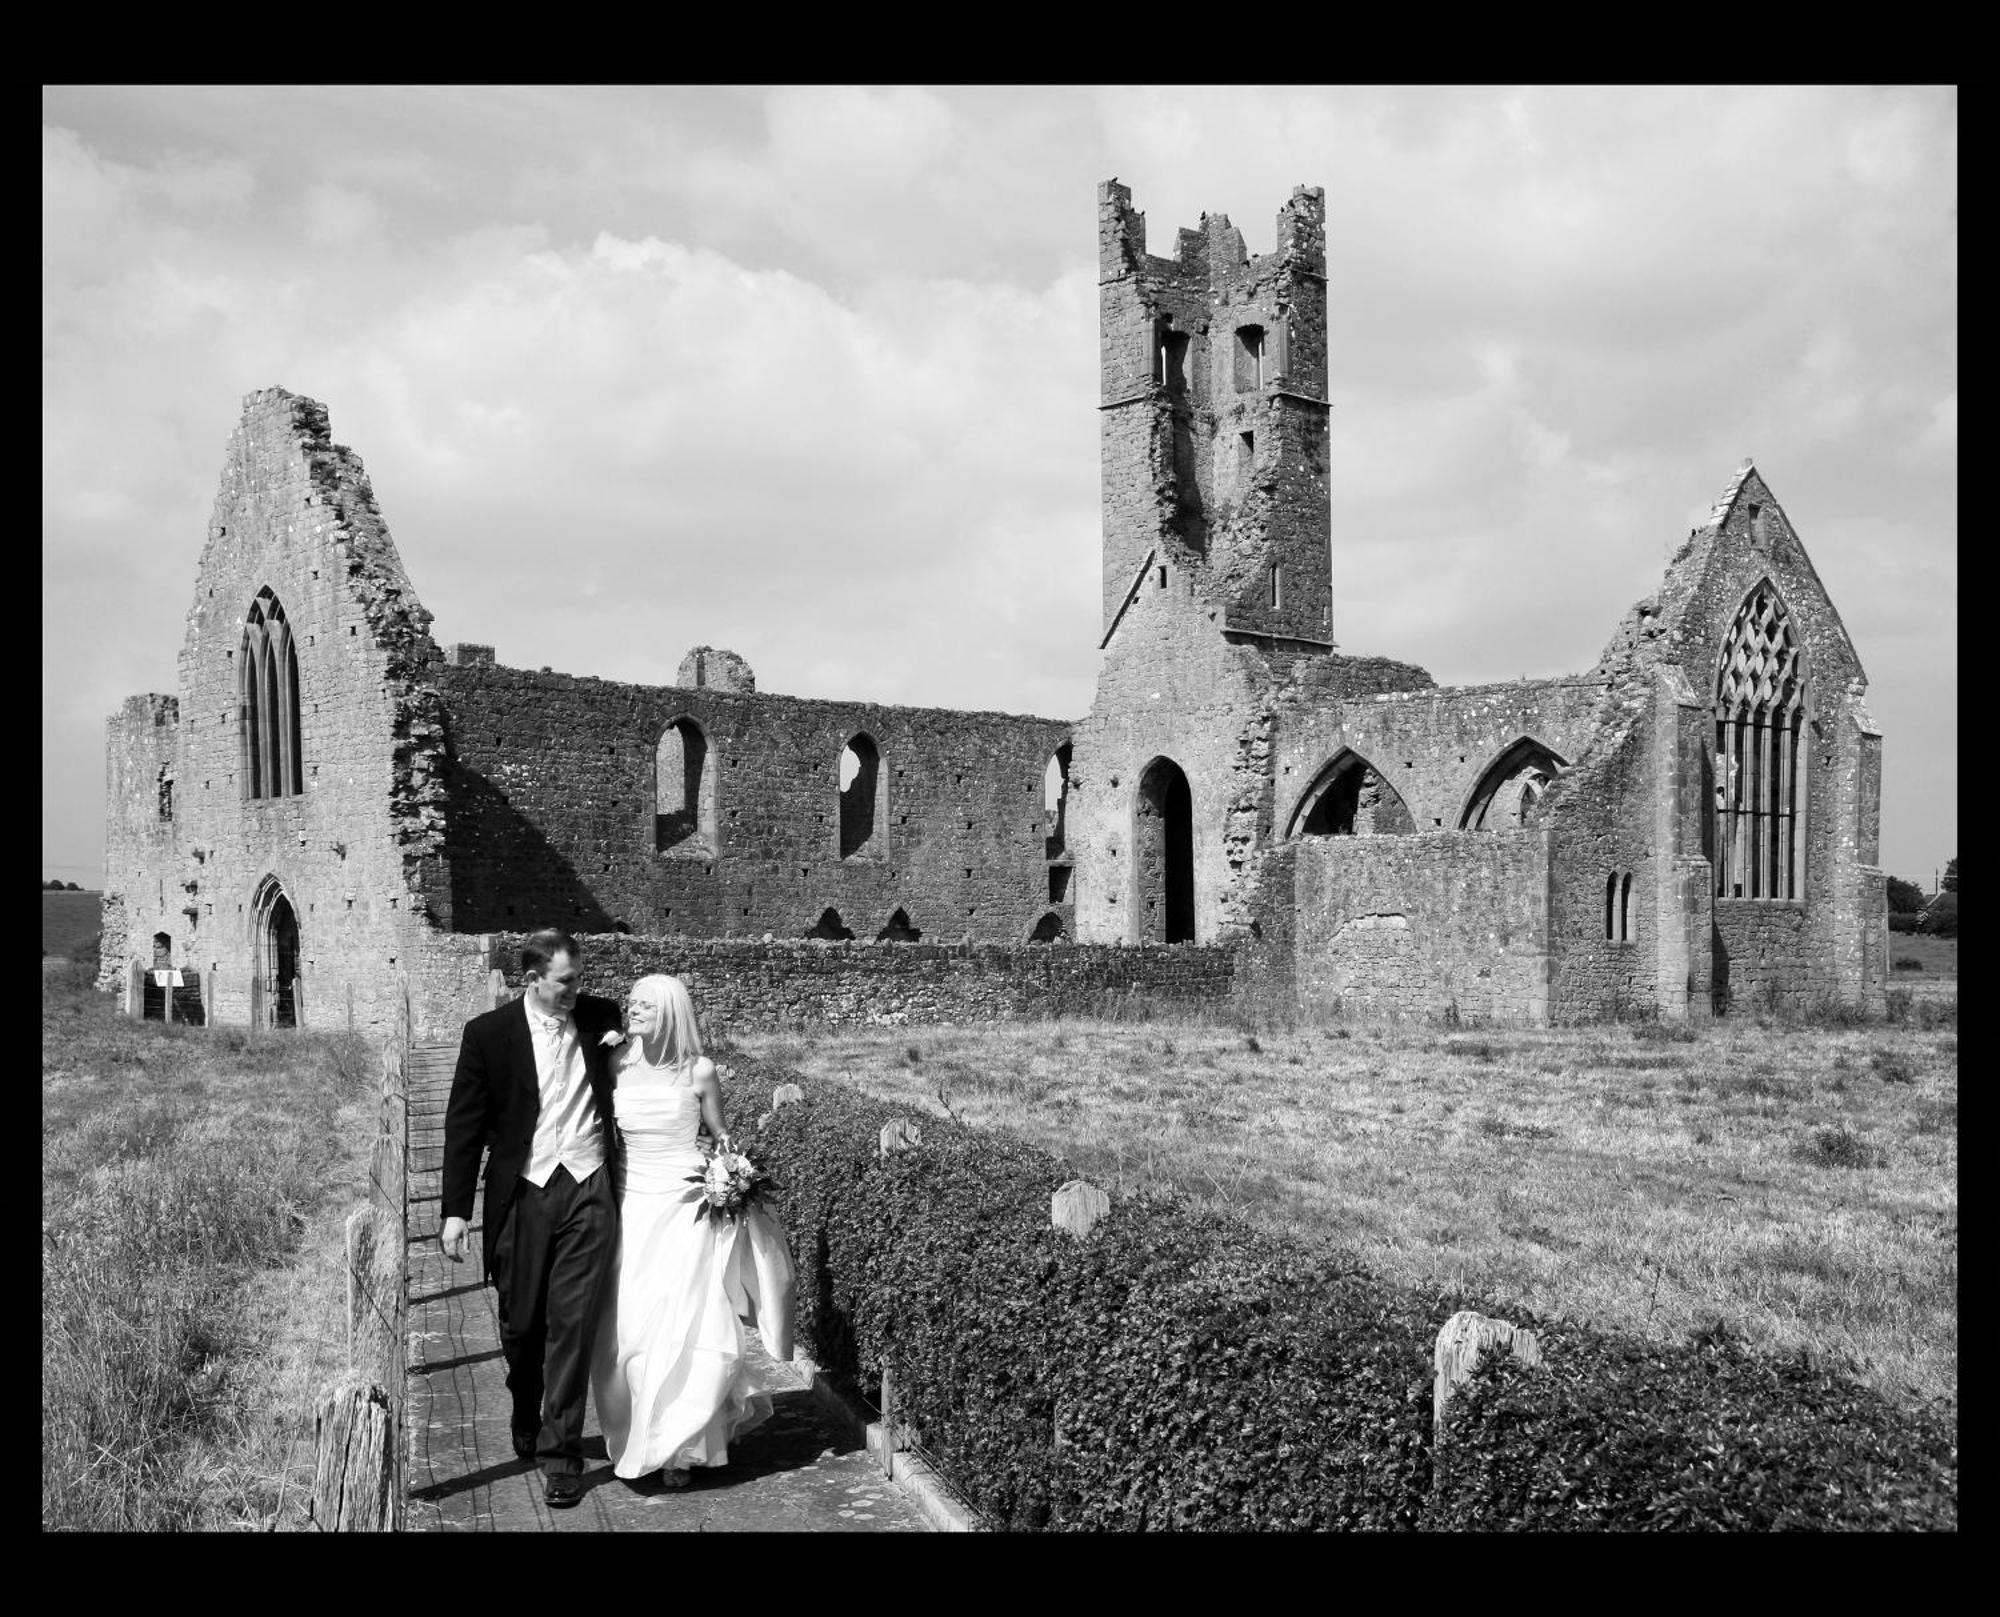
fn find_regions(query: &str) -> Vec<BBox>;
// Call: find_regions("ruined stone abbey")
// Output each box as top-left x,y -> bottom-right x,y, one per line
102,180 -> 1888,1038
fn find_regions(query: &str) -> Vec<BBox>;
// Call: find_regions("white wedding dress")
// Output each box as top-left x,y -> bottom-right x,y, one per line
590,1060 -> 796,1479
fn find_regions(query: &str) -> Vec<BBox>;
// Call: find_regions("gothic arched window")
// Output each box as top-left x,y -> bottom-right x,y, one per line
240,588 -> 302,800
1713,583 -> 1804,900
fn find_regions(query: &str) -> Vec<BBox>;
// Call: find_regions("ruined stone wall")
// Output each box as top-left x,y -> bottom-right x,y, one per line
100,388 -> 450,1040
403,929 -> 500,1042
1275,674 -> 1597,835
1629,464 -> 1884,1013
437,660 -> 1073,948
1540,711 -> 1671,1020
1705,697 -> 1882,1013
100,695 -> 182,987
1287,830 -> 1552,1023
476,931 -> 1238,1037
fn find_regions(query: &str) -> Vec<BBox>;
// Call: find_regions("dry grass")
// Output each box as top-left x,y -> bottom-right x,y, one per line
732,1000 -> 1957,1411
41,963 -> 375,1531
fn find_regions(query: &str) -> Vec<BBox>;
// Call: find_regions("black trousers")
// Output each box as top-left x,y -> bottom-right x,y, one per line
489,1162 -> 616,1474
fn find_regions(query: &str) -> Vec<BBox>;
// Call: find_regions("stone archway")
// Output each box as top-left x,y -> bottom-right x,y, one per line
251,876 -> 301,1028
1134,756 -> 1195,944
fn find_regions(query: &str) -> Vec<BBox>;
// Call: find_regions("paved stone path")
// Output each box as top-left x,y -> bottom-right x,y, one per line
404,1043 -> 929,1532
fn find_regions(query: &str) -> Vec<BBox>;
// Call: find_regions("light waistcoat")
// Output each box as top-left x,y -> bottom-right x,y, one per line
522,1005 -> 605,1188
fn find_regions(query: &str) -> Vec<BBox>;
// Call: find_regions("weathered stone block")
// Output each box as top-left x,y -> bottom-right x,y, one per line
1432,1309 -> 1543,1436
1051,1179 -> 1111,1239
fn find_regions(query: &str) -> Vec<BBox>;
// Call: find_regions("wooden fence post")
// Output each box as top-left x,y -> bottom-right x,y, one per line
311,973 -> 412,1530
309,1378 -> 396,1531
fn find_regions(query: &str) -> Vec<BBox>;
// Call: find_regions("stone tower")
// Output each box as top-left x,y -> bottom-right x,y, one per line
1095,179 -> 1334,650
1071,182 -> 1339,948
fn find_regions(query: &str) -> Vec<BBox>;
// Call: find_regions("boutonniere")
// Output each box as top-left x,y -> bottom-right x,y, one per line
599,1030 -> 626,1048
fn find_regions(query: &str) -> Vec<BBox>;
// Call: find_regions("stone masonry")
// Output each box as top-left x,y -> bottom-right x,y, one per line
101,181 -> 1886,1035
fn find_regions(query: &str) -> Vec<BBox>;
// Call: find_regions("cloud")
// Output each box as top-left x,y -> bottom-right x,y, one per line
39,88 -> 1959,887
302,182 -> 385,247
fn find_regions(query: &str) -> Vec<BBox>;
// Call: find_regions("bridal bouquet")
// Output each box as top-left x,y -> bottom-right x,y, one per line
688,1139 -> 777,1224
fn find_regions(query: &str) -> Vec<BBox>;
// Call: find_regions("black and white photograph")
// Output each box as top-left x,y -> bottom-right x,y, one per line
44,85 -> 1955,1532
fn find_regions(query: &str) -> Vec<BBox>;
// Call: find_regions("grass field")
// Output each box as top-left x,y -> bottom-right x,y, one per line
1887,932 -> 1958,979
730,996 -> 1957,1413
41,962 -> 374,1531
43,889 -> 103,961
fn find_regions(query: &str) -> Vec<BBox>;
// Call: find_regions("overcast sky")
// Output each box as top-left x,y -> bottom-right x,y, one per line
43,86 -> 1956,888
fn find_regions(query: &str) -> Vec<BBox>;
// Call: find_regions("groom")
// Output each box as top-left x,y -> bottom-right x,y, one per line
441,928 -> 623,1509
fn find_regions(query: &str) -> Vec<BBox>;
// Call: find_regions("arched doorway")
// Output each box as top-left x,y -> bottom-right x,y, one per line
1134,756 -> 1195,943
251,877 -> 301,1029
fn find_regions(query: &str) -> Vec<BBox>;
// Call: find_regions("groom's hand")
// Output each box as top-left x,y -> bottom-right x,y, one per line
441,1216 -> 470,1263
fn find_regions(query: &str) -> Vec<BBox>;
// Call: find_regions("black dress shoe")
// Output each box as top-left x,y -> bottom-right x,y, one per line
511,1428 -> 537,1462
545,1471 -> 585,1509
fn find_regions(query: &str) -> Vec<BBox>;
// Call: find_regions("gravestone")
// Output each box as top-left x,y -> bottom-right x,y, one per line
1432,1309 -> 1543,1435
1051,1179 -> 1111,1239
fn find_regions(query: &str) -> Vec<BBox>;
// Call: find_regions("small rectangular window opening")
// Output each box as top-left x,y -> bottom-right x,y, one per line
1270,563 -> 1283,611
1234,325 -> 1266,392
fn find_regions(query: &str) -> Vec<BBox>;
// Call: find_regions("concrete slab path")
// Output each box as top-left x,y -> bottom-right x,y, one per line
403,1043 -> 930,1533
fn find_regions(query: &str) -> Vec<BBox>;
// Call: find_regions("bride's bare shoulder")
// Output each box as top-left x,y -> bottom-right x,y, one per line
690,1055 -> 718,1086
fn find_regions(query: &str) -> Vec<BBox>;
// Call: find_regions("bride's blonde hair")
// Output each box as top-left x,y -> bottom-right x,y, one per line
627,973 -> 705,1066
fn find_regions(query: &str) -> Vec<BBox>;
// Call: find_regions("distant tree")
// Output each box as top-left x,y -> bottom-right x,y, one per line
43,879 -> 61,890
1918,892 -> 1958,938
1941,856 -> 1958,894
65,881 -> 82,891
1887,877 -> 1925,914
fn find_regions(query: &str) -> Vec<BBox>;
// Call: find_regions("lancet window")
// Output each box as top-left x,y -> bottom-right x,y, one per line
240,588 -> 302,800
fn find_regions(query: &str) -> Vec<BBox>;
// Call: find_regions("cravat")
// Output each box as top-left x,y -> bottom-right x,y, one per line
537,1013 -> 565,1063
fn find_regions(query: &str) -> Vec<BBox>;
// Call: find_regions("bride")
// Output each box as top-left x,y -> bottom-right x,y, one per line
590,973 -> 794,1487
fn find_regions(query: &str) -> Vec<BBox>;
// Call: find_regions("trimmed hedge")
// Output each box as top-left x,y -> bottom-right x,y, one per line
737,1062 -> 1957,1532
752,1072 -> 1435,1529
1425,1316 -> 1957,1531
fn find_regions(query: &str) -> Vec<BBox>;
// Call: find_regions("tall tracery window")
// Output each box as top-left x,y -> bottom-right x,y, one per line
1713,583 -> 1804,900
240,588 -> 302,800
